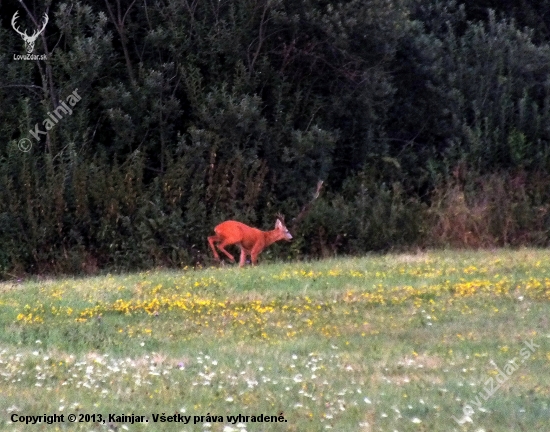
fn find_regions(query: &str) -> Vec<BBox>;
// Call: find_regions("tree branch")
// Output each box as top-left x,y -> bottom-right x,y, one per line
291,180 -> 324,232
105,0 -> 137,86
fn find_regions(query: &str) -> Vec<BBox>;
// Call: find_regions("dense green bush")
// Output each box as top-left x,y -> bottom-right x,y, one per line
1,0 -> 550,276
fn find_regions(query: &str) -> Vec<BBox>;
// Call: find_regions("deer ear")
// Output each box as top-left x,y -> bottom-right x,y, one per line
275,219 -> 282,229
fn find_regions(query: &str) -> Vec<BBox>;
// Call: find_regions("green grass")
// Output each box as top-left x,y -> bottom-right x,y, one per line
1,249 -> 549,431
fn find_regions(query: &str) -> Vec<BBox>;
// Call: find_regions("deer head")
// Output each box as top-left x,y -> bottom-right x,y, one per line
12,11 -> 49,54
275,213 -> 293,241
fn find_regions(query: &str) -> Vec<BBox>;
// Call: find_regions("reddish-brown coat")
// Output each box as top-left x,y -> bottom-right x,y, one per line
208,218 -> 292,267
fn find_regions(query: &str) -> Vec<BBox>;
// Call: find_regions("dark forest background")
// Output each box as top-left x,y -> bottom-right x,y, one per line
1,0 -> 550,277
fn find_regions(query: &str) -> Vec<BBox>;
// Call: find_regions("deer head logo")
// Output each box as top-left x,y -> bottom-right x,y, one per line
12,11 -> 49,54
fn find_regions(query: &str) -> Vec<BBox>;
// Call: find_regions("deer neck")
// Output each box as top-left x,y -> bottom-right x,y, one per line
264,229 -> 283,247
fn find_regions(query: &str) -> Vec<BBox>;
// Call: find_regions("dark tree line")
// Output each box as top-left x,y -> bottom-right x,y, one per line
1,0 -> 550,276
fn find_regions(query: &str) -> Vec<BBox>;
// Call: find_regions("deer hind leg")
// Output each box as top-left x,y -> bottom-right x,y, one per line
239,247 -> 251,267
215,239 -> 236,263
207,235 -> 221,261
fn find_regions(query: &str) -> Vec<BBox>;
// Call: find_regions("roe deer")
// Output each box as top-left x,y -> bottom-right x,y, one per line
208,214 -> 292,267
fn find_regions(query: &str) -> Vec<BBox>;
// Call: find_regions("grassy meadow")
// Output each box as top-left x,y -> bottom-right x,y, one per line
0,249 -> 549,431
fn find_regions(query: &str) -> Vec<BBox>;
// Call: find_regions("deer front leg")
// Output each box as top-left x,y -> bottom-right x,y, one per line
250,247 -> 263,266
